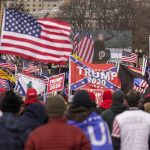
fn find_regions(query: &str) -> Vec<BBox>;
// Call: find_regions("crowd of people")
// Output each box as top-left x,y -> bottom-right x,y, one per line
0,87 -> 149,150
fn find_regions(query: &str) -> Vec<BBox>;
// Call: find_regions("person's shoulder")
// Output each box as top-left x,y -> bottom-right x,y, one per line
139,110 -> 150,118
64,123 -> 86,135
101,108 -> 112,116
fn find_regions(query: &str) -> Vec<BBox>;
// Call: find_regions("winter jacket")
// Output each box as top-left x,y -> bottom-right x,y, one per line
101,104 -> 126,133
19,103 -> 47,130
25,117 -> 91,150
0,113 -> 31,150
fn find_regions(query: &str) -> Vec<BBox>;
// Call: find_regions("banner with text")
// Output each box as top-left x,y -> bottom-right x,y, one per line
47,73 -> 65,94
70,56 -> 121,93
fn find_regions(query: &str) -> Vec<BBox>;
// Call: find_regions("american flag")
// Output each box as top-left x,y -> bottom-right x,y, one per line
14,80 -> 26,96
22,63 -> 37,75
0,78 -> 7,88
73,32 -> 79,53
122,51 -> 138,63
0,62 -> 16,71
74,32 -> 94,63
0,9 -> 72,64
133,78 -> 148,93
0,78 -> 10,89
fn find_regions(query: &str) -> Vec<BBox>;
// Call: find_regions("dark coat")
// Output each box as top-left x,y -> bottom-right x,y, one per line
0,113 -> 31,150
101,104 -> 126,133
19,103 -> 47,130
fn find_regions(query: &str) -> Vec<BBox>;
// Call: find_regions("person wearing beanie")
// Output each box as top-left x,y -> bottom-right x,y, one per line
98,90 -> 112,114
25,95 -> 91,150
67,90 -> 113,150
0,90 -> 31,150
101,90 -> 126,134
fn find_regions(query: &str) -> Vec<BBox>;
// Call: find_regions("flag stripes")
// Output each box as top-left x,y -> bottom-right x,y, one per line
122,52 -> 138,63
0,9 -> 72,64
0,78 -> 7,88
0,62 -> 16,71
76,34 -> 94,63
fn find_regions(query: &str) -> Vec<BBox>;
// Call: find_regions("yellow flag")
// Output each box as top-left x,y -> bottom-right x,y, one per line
72,53 -> 83,61
0,69 -> 16,83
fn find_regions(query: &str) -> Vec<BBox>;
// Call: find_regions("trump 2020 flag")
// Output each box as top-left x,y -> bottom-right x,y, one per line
70,56 -> 121,92
0,9 -> 72,64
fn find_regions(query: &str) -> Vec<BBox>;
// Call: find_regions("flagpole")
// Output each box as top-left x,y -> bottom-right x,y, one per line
0,1 -> 3,35
149,35 -> 150,63
43,86 -> 46,104
142,55 -> 147,76
68,56 -> 71,103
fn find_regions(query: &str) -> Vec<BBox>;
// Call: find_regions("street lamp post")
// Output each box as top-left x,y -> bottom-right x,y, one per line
135,49 -> 143,67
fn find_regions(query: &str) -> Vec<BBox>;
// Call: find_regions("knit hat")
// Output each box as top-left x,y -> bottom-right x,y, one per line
1,90 -> 22,113
112,90 -> 124,104
46,95 -> 66,117
72,90 -> 94,109
103,90 -> 112,101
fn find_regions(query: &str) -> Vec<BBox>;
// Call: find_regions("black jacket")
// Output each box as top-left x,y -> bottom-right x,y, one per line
19,103 -> 47,130
101,104 -> 126,133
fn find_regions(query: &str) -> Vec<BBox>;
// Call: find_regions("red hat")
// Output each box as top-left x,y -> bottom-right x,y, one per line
24,88 -> 38,105
27,88 -> 37,99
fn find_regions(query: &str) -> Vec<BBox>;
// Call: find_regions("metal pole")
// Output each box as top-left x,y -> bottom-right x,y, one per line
149,35 -> 150,62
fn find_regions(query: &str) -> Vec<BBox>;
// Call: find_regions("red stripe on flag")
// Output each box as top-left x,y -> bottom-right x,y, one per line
0,9 -> 72,64
122,53 -> 138,63
77,35 -> 94,63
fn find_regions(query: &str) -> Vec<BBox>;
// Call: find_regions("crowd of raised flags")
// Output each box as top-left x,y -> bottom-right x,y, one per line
0,7 -> 150,150
0,8 -> 149,98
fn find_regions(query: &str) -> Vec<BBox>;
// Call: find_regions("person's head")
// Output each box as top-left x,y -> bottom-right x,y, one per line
97,34 -> 104,41
0,88 -> 6,97
0,90 -> 22,114
112,90 -> 124,105
26,88 -> 37,100
72,90 -> 94,109
144,94 -> 150,104
125,90 -> 141,107
103,90 -> 112,101
24,88 -> 38,105
46,95 -> 66,118
87,91 -> 97,108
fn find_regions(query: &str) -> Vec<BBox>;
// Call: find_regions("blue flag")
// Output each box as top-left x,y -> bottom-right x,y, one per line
68,112 -> 113,150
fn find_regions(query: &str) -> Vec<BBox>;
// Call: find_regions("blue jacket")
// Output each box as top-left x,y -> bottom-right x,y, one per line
68,112 -> 113,150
